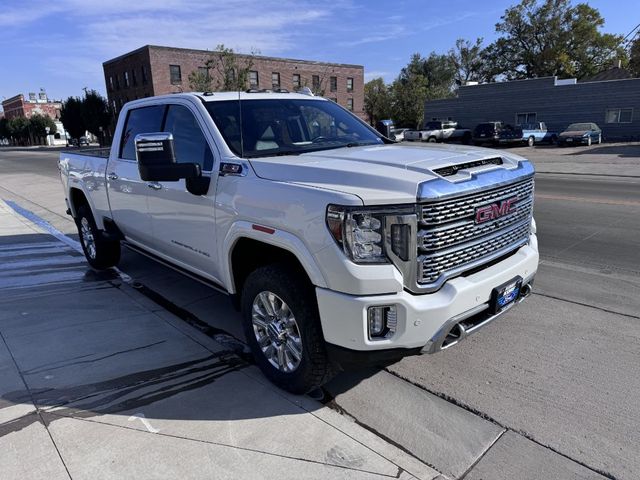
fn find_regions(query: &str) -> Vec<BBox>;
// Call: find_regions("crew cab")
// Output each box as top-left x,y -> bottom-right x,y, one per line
404,120 -> 472,144
59,91 -> 538,393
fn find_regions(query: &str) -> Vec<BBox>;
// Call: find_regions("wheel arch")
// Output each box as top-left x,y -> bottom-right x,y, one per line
224,224 -> 328,297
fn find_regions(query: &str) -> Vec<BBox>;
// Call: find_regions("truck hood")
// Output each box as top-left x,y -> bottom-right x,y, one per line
248,144 -> 527,205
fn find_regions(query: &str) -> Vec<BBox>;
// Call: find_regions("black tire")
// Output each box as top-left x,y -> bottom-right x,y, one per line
427,136 -> 437,143
75,205 -> 121,270
473,141 -> 482,146
241,264 -> 333,394
586,136 -> 592,147
527,136 -> 535,147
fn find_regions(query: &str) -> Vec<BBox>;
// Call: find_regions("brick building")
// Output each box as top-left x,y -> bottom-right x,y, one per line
103,45 -> 364,117
1,91 -> 62,121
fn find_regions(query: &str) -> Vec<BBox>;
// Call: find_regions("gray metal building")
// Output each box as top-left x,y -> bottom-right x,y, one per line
424,76 -> 640,140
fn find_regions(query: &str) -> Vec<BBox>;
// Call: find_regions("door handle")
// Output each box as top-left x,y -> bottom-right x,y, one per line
107,172 -> 118,180
147,182 -> 162,190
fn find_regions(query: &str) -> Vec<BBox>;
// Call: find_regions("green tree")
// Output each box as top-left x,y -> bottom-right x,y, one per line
489,0 -> 626,79
192,44 -> 260,91
629,36 -> 640,77
364,78 -> 392,126
188,68 -> 213,91
60,96 -> 86,142
449,38 -> 494,84
29,113 -> 57,144
7,117 -> 31,145
82,90 -> 111,142
0,117 -> 9,141
390,53 -> 455,128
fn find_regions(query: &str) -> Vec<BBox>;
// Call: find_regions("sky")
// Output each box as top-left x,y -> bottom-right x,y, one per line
0,0 -> 636,104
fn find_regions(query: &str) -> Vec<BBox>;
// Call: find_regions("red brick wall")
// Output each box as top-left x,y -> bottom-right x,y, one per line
103,47 -> 154,112
1,95 -> 61,120
104,46 -> 365,117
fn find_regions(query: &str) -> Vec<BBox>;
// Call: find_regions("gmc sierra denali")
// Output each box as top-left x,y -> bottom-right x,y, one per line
59,91 -> 538,393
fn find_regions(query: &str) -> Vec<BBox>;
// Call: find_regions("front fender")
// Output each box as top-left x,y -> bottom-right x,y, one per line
222,220 -> 328,294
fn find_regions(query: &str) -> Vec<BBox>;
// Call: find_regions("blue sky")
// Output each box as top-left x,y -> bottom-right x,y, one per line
0,0 -> 634,104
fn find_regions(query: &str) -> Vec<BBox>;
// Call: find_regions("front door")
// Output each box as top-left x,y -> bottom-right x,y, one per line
107,104 -> 165,247
146,103 -> 221,283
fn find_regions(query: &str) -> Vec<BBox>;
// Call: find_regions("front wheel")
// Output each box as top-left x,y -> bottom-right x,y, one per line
427,136 -> 437,143
586,136 -> 592,146
75,205 -> 120,270
241,264 -> 334,394
527,136 -> 535,147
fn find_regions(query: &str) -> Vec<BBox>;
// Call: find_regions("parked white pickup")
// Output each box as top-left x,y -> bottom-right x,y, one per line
404,120 -> 472,144
59,91 -> 538,393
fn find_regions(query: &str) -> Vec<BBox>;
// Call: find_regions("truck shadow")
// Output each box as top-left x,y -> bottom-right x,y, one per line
0,233 -> 381,440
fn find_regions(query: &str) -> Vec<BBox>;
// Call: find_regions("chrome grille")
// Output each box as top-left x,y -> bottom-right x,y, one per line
419,198 -> 533,251
421,178 -> 534,225
419,222 -> 531,284
417,176 -> 534,289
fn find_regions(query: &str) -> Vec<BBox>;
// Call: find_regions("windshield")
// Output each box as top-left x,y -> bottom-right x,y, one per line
424,121 -> 441,129
205,98 -> 384,158
566,123 -> 591,131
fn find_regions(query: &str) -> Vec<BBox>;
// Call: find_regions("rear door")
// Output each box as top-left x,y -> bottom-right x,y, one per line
146,102 -> 221,281
107,105 -> 165,246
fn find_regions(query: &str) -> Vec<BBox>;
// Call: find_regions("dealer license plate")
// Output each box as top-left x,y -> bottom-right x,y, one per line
490,277 -> 522,314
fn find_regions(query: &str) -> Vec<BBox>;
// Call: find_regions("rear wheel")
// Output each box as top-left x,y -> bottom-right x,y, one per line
597,134 -> 602,144
75,205 -> 120,270
241,264 -> 333,394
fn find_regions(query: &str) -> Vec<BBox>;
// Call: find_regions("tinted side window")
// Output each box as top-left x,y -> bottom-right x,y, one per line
120,105 -> 165,160
163,105 -> 213,171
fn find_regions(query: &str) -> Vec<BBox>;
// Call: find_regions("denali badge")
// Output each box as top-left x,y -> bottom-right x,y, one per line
475,197 -> 518,224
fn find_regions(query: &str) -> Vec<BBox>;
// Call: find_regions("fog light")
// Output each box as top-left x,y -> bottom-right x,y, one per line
367,305 -> 397,339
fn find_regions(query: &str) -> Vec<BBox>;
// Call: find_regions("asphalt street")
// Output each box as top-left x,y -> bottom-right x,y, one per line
0,144 -> 639,479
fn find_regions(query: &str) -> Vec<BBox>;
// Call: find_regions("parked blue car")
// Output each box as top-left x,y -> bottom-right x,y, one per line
521,122 -> 558,147
557,122 -> 602,147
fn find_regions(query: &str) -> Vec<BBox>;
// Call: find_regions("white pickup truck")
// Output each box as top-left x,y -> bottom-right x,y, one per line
404,120 -> 472,144
59,91 -> 538,393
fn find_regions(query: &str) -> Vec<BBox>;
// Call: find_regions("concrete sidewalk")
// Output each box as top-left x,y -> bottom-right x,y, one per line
0,200 -> 439,480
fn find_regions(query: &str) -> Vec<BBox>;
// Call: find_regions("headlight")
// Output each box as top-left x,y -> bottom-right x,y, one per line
327,205 -> 387,263
326,205 -> 416,264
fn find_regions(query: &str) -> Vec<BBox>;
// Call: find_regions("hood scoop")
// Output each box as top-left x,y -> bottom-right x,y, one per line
434,157 -> 503,177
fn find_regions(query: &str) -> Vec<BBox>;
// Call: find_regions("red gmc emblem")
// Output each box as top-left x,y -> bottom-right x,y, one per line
475,197 -> 518,224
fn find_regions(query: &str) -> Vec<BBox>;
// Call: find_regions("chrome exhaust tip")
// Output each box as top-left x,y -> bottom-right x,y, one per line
520,283 -> 532,299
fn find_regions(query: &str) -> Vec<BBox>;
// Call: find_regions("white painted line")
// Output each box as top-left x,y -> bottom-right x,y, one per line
2,199 -> 132,284
128,413 -> 160,433
3,200 -> 83,253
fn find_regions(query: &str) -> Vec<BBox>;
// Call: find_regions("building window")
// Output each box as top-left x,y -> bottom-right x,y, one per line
312,75 -> 320,91
272,72 -> 280,89
515,112 -> 537,125
124,71 -> 130,88
115,75 -> 121,90
141,66 -> 148,85
108,76 -> 114,92
346,77 -> 353,92
198,66 -> 209,78
249,70 -> 259,88
132,69 -> 137,86
605,108 -> 633,124
293,74 -> 301,89
330,76 -> 337,92
170,65 -> 182,84
347,98 -> 354,111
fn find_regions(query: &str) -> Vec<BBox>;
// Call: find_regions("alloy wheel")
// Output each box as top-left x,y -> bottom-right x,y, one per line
80,217 -> 96,259
251,291 -> 303,373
